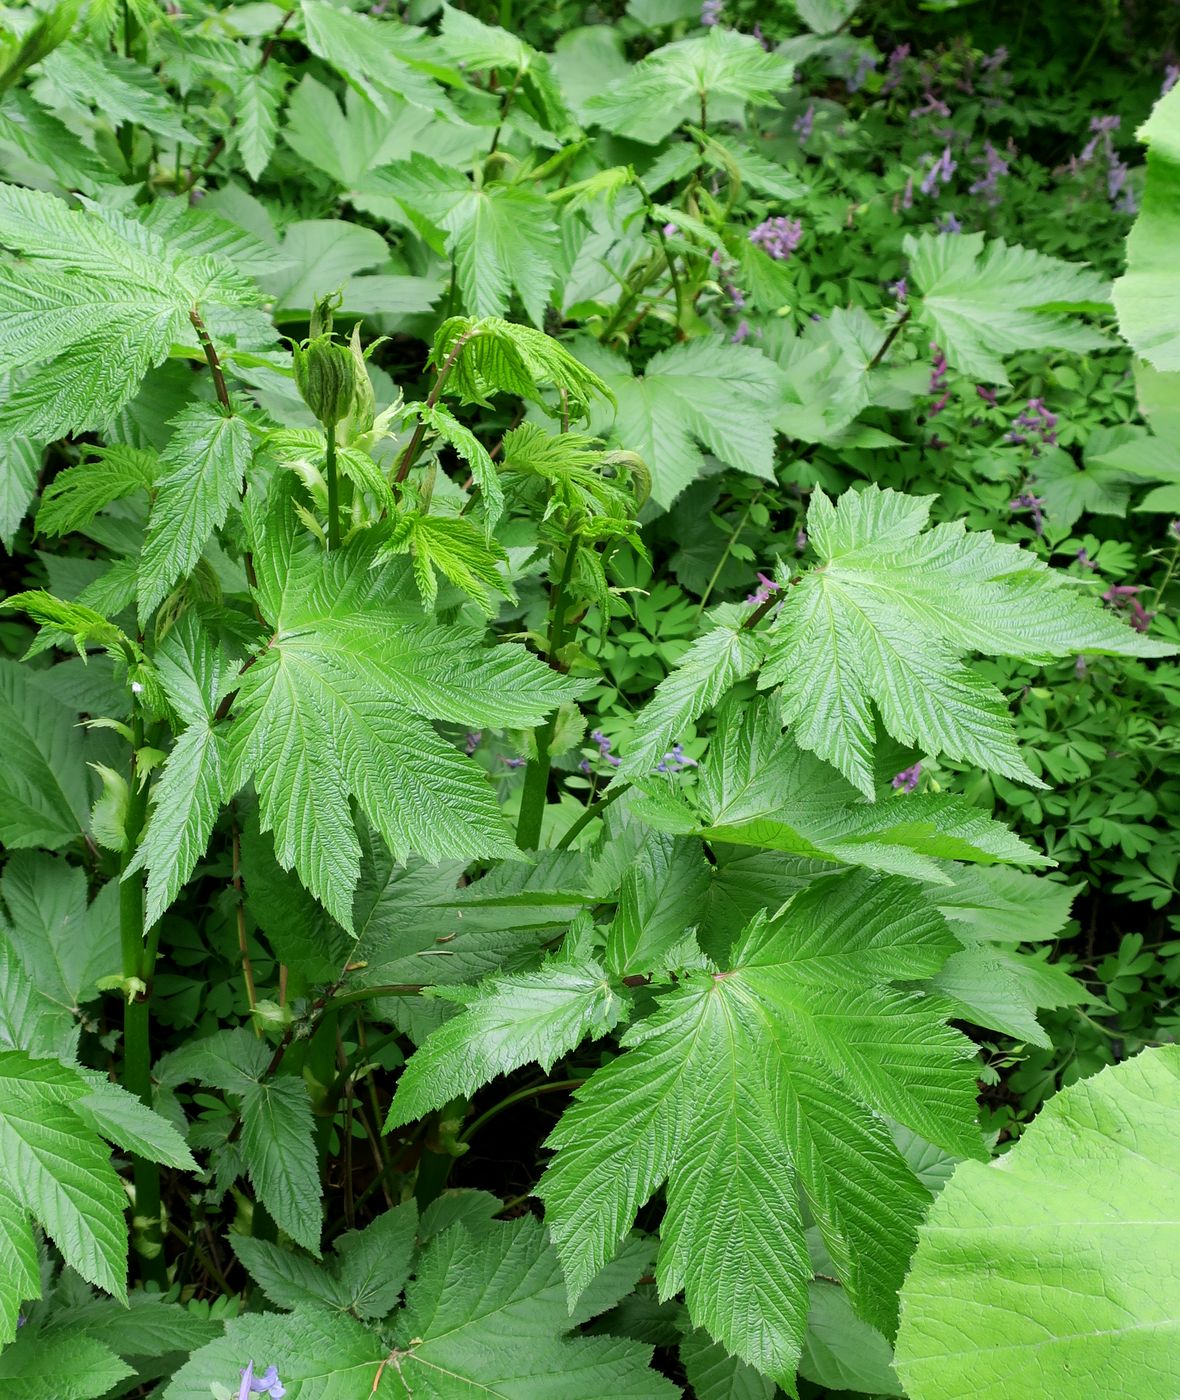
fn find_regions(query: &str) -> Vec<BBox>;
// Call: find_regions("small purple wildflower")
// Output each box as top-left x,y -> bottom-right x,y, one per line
1163,63 -> 1180,97
700,0 -> 722,25
1075,548 -> 1096,569
751,23 -> 769,50
969,140 -> 1009,205
889,276 -> 907,301
929,344 -> 948,394
911,92 -> 951,120
981,45 -> 1008,73
1009,492 -> 1047,535
1075,655 -> 1088,679
793,104 -> 815,140
919,146 -> 957,196
929,434 -> 948,450
976,384 -> 997,406
503,756 -> 527,769
882,43 -> 910,93
936,211 -> 962,234
1171,519 -> 1180,539
727,282 -> 746,310
464,731 -> 482,755
846,52 -> 877,94
579,758 -> 591,775
656,742 -> 699,774
1102,583 -> 1154,633
731,318 -> 751,343
591,729 -> 621,768
928,390 -> 951,418
662,222 -> 677,237
891,762 -> 922,794
902,175 -> 914,210
795,528 -> 808,552
1010,397 -> 1058,451
746,571 -> 780,605
239,1363 -> 286,1400
749,216 -> 804,261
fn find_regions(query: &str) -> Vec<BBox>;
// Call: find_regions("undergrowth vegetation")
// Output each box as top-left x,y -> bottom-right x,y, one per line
2,0 -> 1179,1396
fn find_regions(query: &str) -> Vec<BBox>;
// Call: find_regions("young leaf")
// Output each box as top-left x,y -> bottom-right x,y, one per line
36,444 -> 156,538
761,486 -> 1174,798
137,403 -> 254,621
0,1328 -> 133,1399
538,872 -> 976,1385
239,1077 -> 322,1256
380,511 -> 510,612
906,231 -> 1112,384
386,955 -> 624,1128
0,433 -> 39,550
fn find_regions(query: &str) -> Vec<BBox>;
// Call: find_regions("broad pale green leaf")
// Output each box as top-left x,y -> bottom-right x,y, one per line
907,230 -> 1112,384
231,1233 -> 350,1313
589,338 -> 784,506
896,1045 -> 1180,1400
1113,85 -> 1180,369
541,872 -> 966,1384
932,944 -> 1085,1048
299,0 -> 448,114
0,1179 -> 39,1348
138,403 -> 253,621
0,658 -> 90,849
0,434 -> 39,550
800,1279 -> 903,1396
605,832 -> 710,975
74,1075 -> 197,1171
586,28 -> 793,144
239,1077 -> 322,1256
386,955 -> 624,1127
762,486 -> 1174,797
929,865 -> 1079,943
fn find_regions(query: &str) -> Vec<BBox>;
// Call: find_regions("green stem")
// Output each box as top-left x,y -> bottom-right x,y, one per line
120,716 -> 166,1285
695,491 -> 759,621
458,1078 -> 583,1146
516,545 -> 578,850
636,177 -> 688,331
556,779 -> 631,850
325,421 -> 340,549
393,330 -> 476,486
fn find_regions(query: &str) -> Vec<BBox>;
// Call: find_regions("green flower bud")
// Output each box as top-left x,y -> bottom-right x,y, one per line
346,323 -> 376,435
293,334 -> 356,427
308,289 -> 342,341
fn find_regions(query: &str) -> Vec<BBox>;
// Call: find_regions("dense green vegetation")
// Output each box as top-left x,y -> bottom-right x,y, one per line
1,0 -> 1179,1395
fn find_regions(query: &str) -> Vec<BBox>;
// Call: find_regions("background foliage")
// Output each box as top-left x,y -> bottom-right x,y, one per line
1,0 -> 1179,1395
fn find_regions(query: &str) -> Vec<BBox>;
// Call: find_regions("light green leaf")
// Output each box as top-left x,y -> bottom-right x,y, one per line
0,434 -> 39,550
138,403 -> 254,622
762,486 -> 1174,797
907,230 -> 1112,384
239,1076 -> 322,1256
36,444 -> 155,538
0,1328 -> 133,1399
299,0 -> 449,114
896,1045 -> 1180,1400
680,1329 -> 776,1400
386,956 -> 623,1127
74,1075 -> 197,1171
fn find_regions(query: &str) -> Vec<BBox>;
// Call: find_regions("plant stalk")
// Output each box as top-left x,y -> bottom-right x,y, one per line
325,421 -> 340,549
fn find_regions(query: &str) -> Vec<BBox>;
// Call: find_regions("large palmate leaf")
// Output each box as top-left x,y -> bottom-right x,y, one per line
0,184 -> 259,437
906,231 -> 1112,384
761,486 -> 1173,797
0,1049 -> 192,1345
1114,84 -> 1180,369
167,1218 -> 678,1399
633,700 -> 1050,885
361,159 -> 560,325
896,1045 -> 1180,1400
219,490 -> 580,926
0,656 -> 90,850
585,27 -> 793,144
533,871 -> 979,1387
298,0 -> 452,114
588,338 -> 784,507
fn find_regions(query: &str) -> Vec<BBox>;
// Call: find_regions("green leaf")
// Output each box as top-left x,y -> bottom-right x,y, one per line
36,444 -> 155,538
896,1045 -> 1180,1400
299,0 -> 449,114
540,871 -> 973,1385
138,403 -> 254,621
590,338 -> 784,507
605,832 -> 711,975
239,1077 -> 322,1256
615,610 -> 764,779
0,434 -> 39,550
39,42 -> 195,144
235,64 -> 283,181
74,1075 -> 197,1171
932,944 -> 1085,1048
586,28 -> 793,144
680,1329 -> 776,1400
386,954 -> 624,1128
230,1233 -> 349,1313
382,511 -> 509,612
333,1202 -> 419,1320
0,658 -> 90,849
1113,85 -> 1180,368
0,184 -> 257,438
0,1327 -> 133,1400
799,1274 -> 903,1396
762,486 -> 1174,797
907,231 -> 1112,384
643,699 -> 1051,885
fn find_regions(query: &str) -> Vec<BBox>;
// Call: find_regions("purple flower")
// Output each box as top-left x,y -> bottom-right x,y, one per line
1163,63 -> 1180,96
1011,398 -> 1058,450
1102,583 -> 1154,632
981,45 -> 1008,72
745,570 -> 780,604
919,146 -> 957,196
751,23 -> 769,50
902,175 -> 914,209
1075,547 -> 1096,569
976,384 -> 997,406
928,390 -> 950,418
656,742 -> 698,774
936,211 -> 962,234
590,729 -> 621,768
891,762 -> 922,794
700,0 -> 722,25
503,756 -> 527,769
749,216 -> 803,261
464,731 -> 482,755
969,141 -> 1009,205
928,344 -> 948,394
889,277 -> 907,301
882,43 -> 910,93
662,222 -> 678,237
1009,492 -> 1047,535
793,104 -> 815,141
911,92 -> 951,119
731,319 -> 751,343
846,52 -> 877,94
239,1363 -> 286,1400
1171,519 -> 1180,539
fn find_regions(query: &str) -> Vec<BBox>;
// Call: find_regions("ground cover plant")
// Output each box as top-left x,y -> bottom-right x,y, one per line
2,0 -> 1180,1395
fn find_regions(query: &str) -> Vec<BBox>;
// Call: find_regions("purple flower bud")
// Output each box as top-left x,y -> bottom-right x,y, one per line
846,52 -> 877,94
968,140 -> 1009,205
919,146 -> 957,196
1171,519 -> 1180,540
936,211 -> 962,234
700,0 -> 723,25
889,277 -> 907,301
793,104 -> 815,140
662,222 -> 677,237
891,762 -> 922,794
976,384 -> 997,406
1009,492 -> 1047,535
795,528 -> 808,551
1075,548 -> 1096,569
731,319 -> 751,343
911,92 -> 951,119
464,731 -> 482,755
1163,63 -> 1180,96
981,45 -> 1008,72
902,175 -> 914,209
1102,583 -> 1154,632
882,43 -> 910,93
503,756 -> 527,769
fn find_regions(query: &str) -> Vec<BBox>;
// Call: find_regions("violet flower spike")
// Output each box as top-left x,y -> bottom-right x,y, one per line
749,216 -> 804,261
700,0 -> 722,25
1009,492 -> 1047,535
793,103 -> 815,140
976,384 -> 997,406
731,318 -> 751,344
936,211 -> 962,235
919,146 -> 957,197
889,277 -> 907,301
902,175 -> 914,209
891,763 -> 922,794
